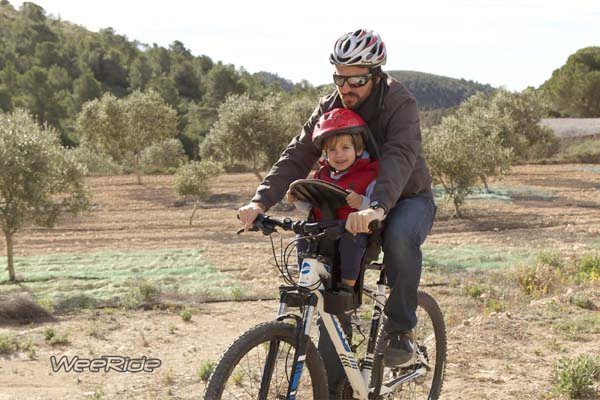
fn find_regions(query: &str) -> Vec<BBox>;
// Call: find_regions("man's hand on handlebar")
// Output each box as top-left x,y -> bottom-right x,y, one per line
346,208 -> 385,235
238,202 -> 265,231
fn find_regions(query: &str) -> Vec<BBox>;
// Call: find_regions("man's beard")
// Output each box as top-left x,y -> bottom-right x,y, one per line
341,93 -> 363,109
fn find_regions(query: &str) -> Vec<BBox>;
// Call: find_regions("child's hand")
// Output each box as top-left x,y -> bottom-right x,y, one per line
285,189 -> 297,204
346,191 -> 364,209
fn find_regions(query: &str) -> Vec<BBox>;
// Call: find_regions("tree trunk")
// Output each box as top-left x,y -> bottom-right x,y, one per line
135,153 -> 143,185
4,231 -> 15,282
189,200 -> 199,226
251,156 -> 263,182
453,197 -> 463,219
480,175 -> 490,193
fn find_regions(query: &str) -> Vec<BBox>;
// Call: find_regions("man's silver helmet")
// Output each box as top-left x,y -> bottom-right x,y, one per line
329,29 -> 387,67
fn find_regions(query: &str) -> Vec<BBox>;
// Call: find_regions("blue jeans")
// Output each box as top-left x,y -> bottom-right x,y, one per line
381,194 -> 436,332
317,194 -> 436,394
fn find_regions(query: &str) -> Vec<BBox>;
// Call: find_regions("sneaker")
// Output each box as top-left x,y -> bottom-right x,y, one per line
382,329 -> 416,368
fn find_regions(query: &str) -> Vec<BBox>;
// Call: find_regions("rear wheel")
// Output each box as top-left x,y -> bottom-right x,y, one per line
204,321 -> 329,399
370,291 -> 447,399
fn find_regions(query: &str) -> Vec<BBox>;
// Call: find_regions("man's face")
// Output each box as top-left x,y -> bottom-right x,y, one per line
334,65 -> 375,110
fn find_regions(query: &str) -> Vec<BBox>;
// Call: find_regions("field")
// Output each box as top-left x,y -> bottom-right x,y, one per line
1,164 -> 600,399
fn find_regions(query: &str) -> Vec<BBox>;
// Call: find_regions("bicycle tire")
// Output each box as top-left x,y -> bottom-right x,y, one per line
204,321 -> 329,399
370,290 -> 447,399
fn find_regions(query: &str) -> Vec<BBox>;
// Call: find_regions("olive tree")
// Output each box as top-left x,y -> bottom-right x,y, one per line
173,161 -> 223,226
200,94 -> 290,181
423,110 -> 511,218
76,90 -> 178,183
461,90 -> 558,162
489,88 -> 558,161
140,138 -> 186,174
0,109 -> 89,282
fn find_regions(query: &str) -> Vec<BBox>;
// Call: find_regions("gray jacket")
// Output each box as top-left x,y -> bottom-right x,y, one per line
252,73 -> 433,213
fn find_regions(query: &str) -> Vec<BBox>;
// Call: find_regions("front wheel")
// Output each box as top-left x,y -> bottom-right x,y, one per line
371,290 -> 447,399
204,321 -> 329,399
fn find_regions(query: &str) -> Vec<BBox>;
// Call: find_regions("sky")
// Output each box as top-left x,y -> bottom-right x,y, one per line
10,0 -> 600,90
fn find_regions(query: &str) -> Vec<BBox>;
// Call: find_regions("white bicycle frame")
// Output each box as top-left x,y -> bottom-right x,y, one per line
277,257 -> 428,399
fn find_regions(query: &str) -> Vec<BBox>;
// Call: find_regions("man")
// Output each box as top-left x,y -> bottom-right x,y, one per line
238,28 -> 436,395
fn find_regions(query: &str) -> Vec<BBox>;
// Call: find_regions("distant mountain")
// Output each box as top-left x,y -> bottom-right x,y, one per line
388,70 -> 495,110
252,71 -> 294,92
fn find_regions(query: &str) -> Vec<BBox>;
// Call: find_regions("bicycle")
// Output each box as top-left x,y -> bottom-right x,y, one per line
205,180 -> 446,399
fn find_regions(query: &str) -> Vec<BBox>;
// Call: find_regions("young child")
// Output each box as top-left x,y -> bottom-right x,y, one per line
287,108 -> 379,292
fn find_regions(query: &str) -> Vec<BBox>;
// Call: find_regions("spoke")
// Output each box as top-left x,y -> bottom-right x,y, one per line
245,351 -> 255,395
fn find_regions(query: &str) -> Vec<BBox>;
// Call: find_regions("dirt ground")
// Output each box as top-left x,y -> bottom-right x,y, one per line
1,164 -> 599,399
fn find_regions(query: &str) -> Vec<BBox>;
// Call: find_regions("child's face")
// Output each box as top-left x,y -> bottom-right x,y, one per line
324,135 -> 357,171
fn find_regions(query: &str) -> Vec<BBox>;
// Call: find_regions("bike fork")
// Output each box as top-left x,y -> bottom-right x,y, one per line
285,295 -> 317,400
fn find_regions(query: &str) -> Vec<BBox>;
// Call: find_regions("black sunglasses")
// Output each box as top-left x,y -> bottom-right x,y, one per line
333,73 -> 373,88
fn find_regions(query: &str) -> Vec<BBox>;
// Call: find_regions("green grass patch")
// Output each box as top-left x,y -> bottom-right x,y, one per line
554,354 -> 600,398
555,314 -> 600,336
0,248 -> 240,309
198,360 -> 215,381
576,254 -> 600,283
433,185 -> 556,202
0,334 -> 17,354
423,244 -> 532,271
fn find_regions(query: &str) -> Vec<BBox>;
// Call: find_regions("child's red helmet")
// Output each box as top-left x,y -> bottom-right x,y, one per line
312,108 -> 367,150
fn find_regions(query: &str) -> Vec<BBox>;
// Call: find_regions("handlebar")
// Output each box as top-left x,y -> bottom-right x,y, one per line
238,215 -> 382,236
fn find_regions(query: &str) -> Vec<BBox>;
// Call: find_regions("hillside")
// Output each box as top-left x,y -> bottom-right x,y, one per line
0,1 -> 321,153
0,1 -> 498,143
388,70 -> 495,110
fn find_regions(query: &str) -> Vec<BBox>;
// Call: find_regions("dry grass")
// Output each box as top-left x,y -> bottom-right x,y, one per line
0,294 -> 54,324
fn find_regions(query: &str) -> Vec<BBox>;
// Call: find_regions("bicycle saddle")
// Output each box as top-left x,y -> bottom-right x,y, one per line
289,179 -> 348,220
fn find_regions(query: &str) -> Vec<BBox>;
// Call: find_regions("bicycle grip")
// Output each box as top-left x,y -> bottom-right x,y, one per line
368,219 -> 383,231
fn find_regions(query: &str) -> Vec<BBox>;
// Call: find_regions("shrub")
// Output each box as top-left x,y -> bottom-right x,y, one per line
516,263 -> 562,297
173,161 -> 223,225
230,285 -> 244,301
122,279 -> 161,309
463,284 -> 483,299
198,360 -> 215,381
180,309 -> 192,322
68,145 -> 123,176
0,334 -> 17,354
36,297 -> 55,314
576,254 -> 600,283
554,355 -> 600,398
140,138 -> 187,174
484,298 -> 506,313
43,327 -> 69,346
535,251 -> 564,269
558,139 -> 600,164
